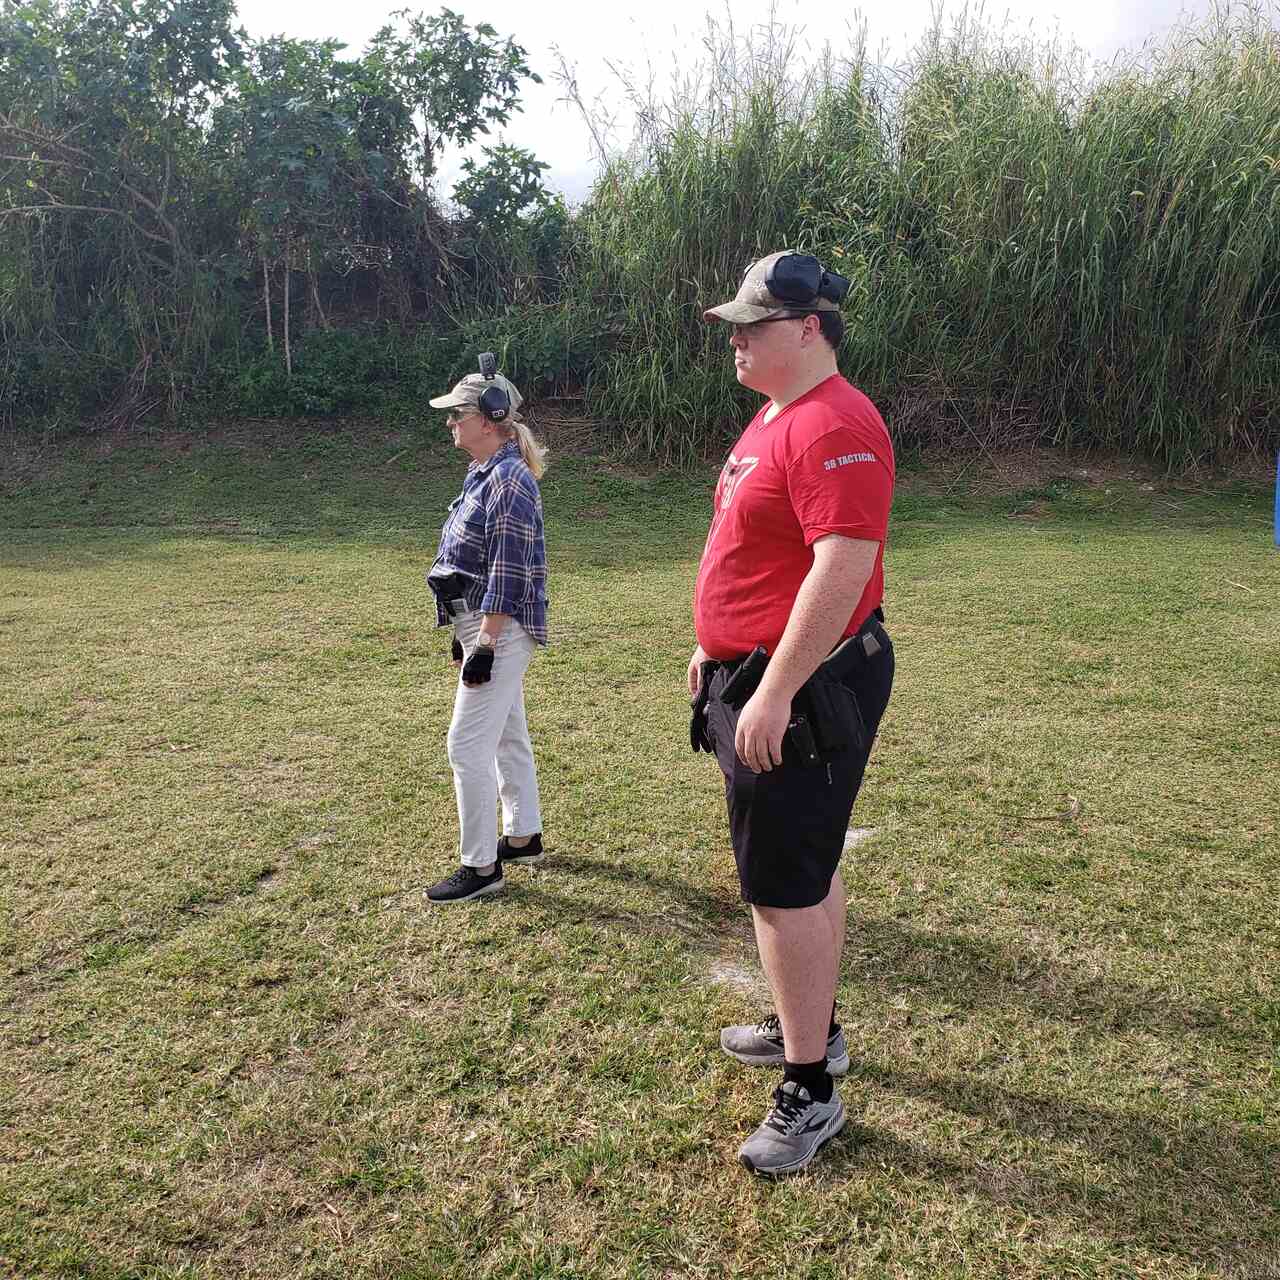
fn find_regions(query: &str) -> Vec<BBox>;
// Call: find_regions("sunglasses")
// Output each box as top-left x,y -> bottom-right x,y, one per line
446,408 -> 479,424
729,314 -> 816,339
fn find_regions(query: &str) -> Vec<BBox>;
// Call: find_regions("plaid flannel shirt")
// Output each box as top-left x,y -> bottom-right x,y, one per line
428,440 -> 548,645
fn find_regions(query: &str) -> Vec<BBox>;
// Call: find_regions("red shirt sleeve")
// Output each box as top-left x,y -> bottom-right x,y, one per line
785,423 -> 892,546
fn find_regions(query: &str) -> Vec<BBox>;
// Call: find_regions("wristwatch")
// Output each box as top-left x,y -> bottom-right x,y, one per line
475,633 -> 496,649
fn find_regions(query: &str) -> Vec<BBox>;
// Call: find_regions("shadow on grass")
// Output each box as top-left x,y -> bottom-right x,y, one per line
516,857 -> 1278,1272
846,916 -> 1260,1054
511,859 -> 1267,1055
523,857 -> 1266,1050
508,852 -> 741,939
1,433 -> 715,572
837,1064 -> 1280,1277
11,429 -> 1272,579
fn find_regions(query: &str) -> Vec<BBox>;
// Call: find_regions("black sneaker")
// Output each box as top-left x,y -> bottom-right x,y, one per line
497,833 -> 544,865
426,865 -> 504,904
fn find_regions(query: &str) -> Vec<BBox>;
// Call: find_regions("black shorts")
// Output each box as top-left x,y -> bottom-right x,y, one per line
705,631 -> 894,909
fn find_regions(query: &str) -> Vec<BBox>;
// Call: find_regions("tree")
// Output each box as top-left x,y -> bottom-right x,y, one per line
0,1 -> 550,425
363,8 -> 541,179
0,0 -> 245,421
453,143 -> 552,228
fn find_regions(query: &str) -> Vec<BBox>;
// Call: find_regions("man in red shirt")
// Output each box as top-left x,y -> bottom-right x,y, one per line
690,250 -> 895,1175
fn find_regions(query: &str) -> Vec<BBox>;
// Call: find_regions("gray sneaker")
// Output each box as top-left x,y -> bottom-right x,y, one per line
720,1014 -> 850,1075
738,1080 -> 846,1176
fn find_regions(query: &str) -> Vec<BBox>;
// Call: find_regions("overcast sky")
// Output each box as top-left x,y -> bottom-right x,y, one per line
233,0 -> 1224,203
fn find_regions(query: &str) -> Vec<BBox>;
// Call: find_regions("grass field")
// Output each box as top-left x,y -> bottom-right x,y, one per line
2,423 -> 1278,1279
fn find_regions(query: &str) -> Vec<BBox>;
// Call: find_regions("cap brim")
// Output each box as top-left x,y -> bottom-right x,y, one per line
429,392 -> 471,409
703,301 -> 790,324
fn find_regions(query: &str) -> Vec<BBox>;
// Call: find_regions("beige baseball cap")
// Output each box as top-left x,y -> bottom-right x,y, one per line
703,249 -> 842,324
429,372 -> 523,413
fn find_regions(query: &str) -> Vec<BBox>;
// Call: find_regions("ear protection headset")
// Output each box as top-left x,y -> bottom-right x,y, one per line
761,252 -> 851,308
476,352 -> 510,422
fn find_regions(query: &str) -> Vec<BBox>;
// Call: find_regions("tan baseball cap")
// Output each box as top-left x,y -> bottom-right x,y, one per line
429,372 -> 523,413
703,249 -> 842,324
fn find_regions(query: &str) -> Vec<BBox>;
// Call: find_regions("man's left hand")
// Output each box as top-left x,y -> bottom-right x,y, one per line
735,689 -> 790,773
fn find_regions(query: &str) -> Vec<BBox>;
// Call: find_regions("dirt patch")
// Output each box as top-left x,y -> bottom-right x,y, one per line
899,443 -> 1274,498
524,408 -> 609,459
706,958 -> 769,1000
0,435 -> 51,494
843,827 -> 880,852
598,462 -> 660,486
10,413 -> 1274,493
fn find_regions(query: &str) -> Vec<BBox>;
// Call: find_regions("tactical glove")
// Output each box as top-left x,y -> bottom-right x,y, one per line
461,645 -> 494,686
689,674 -> 713,753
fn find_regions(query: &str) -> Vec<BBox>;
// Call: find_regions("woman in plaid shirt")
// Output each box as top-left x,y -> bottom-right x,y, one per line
424,367 -> 549,904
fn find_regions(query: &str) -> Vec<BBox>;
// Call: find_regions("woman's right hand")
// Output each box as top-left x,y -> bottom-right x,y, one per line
687,643 -> 709,698
451,635 -> 464,668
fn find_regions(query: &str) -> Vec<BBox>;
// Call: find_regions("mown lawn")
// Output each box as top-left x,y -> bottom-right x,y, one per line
2,424 -> 1278,1279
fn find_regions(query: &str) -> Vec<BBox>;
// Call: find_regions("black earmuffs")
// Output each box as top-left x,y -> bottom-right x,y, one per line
476,352 -> 510,422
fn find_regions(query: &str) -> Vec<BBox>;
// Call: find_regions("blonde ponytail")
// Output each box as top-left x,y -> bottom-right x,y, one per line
506,416 -> 548,480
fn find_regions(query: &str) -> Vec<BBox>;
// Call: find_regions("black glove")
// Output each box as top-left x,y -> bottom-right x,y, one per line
689,670 -> 713,753
451,635 -> 464,664
461,643 -> 494,686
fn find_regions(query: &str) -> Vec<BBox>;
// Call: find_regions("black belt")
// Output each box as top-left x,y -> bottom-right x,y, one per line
715,606 -> 887,679
831,607 -> 889,674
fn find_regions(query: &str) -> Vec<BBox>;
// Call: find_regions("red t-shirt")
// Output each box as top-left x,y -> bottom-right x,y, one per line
693,374 -> 894,660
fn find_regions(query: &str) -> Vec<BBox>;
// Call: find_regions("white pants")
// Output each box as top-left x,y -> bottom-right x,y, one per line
446,611 -> 543,868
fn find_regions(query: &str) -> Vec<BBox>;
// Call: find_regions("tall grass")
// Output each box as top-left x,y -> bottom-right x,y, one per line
563,6 -> 1280,464
6,5 -> 1277,463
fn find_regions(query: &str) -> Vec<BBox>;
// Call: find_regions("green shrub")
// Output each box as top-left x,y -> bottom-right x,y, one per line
209,327 -> 461,419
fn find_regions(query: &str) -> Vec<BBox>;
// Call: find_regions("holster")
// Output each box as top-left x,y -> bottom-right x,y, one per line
428,570 -> 476,617
785,714 -> 821,767
798,613 -> 886,756
704,611 -> 887,768
719,646 -> 768,710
